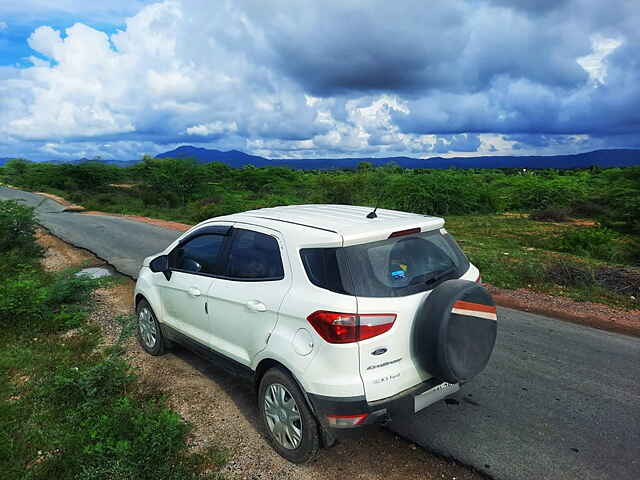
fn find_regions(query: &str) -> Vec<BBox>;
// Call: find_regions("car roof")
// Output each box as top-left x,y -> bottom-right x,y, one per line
212,205 -> 445,247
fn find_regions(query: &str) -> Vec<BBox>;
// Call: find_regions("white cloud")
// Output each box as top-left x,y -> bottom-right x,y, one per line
577,35 -> 622,84
186,121 -> 238,136
0,21 -> 7,31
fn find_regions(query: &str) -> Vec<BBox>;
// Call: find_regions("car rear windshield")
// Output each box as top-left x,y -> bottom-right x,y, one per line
300,229 -> 470,298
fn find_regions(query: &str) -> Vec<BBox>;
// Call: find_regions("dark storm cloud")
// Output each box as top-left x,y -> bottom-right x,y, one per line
242,0 -> 591,97
234,0 -> 639,148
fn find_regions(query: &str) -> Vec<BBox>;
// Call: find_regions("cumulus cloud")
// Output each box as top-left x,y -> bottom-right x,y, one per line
0,0 -> 639,160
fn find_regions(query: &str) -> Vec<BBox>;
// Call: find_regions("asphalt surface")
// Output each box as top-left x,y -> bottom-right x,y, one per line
2,186 -> 639,480
0,187 -> 181,277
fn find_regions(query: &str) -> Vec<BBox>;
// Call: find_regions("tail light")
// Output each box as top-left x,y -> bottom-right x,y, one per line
476,275 -> 482,283
307,311 -> 396,344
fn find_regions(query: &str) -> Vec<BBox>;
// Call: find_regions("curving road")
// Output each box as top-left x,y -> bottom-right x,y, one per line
2,186 -> 639,480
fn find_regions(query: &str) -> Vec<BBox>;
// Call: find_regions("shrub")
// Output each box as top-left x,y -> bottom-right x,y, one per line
530,207 -> 570,222
544,259 -> 596,288
553,227 -> 629,263
27,357 -> 223,480
0,269 -> 99,332
544,260 -> 640,299
570,201 -> 610,218
0,200 -> 41,255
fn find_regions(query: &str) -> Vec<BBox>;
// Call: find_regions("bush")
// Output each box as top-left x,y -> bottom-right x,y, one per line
569,201 -> 610,218
544,260 -> 640,298
0,269 -> 100,332
0,200 -> 41,256
552,227 -> 630,263
544,259 -> 597,288
530,207 -> 570,222
25,357 -> 223,480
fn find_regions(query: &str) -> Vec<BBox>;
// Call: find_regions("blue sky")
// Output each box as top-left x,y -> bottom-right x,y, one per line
0,0 -> 639,161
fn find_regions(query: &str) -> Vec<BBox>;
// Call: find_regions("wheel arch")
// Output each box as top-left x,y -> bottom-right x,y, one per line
135,293 -> 146,308
254,357 -> 336,448
254,358 -> 316,414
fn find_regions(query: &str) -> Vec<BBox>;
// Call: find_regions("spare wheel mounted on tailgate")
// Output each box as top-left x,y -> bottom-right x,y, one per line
413,279 -> 498,384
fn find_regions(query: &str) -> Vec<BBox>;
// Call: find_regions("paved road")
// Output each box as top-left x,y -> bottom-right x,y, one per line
2,187 -> 639,480
0,187 -> 181,277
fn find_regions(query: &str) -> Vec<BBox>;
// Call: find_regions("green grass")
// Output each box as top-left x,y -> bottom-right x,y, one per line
447,214 -> 639,309
0,200 -> 228,479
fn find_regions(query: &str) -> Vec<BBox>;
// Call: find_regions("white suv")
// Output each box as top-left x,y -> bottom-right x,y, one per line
134,205 -> 498,463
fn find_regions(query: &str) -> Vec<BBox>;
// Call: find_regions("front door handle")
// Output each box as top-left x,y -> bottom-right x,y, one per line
246,300 -> 266,312
187,287 -> 201,297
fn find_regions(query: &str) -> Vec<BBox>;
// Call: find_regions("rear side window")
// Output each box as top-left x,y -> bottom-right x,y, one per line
300,230 -> 469,297
226,229 -> 284,280
300,248 -> 347,294
170,234 -> 225,274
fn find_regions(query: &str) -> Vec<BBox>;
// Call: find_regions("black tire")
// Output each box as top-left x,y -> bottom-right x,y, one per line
258,368 -> 320,463
135,299 -> 167,356
413,279 -> 497,384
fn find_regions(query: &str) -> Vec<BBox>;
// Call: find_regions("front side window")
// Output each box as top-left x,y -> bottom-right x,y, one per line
226,229 -> 284,280
170,234 -> 225,274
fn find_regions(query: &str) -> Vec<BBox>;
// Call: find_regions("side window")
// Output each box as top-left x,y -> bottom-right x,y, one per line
226,229 -> 284,280
170,234 -> 225,274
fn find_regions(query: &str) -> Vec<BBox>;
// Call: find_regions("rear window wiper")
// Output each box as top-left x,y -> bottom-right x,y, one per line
409,265 -> 457,286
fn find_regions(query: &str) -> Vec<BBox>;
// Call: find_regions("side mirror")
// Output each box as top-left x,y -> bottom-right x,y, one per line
149,255 -> 171,280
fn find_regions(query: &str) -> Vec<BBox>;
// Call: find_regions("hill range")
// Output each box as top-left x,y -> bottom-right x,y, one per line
1,147 -> 639,170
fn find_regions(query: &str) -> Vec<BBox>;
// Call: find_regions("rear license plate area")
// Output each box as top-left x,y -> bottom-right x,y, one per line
414,381 -> 460,413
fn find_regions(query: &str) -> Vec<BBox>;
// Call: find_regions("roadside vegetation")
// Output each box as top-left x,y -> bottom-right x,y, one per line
1,158 -> 638,308
0,200 -> 227,479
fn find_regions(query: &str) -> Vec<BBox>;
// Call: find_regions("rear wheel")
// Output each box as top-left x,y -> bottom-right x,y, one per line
136,299 -> 167,356
258,368 -> 320,463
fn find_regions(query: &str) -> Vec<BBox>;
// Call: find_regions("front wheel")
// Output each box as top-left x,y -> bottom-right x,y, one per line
135,299 -> 167,356
258,368 -> 320,463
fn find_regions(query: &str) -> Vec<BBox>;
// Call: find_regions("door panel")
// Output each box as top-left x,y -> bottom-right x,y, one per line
208,226 -> 291,366
153,226 -> 230,343
158,271 -> 214,341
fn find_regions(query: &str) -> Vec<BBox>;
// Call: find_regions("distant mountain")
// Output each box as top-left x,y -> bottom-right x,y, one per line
4,147 -> 639,170
156,146 -> 271,167
154,146 -> 640,170
0,157 -> 17,166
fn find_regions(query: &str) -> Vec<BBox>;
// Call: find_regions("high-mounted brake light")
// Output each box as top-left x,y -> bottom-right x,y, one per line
388,227 -> 421,238
306,311 -> 397,344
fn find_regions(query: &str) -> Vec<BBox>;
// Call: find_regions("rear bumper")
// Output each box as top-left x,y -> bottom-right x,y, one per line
308,377 -> 454,428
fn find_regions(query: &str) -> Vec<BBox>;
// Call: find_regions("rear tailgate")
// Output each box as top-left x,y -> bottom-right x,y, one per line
356,263 -> 480,402
356,292 -> 431,402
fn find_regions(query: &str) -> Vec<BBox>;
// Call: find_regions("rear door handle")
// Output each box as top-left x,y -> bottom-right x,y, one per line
246,300 -> 266,312
187,287 -> 201,297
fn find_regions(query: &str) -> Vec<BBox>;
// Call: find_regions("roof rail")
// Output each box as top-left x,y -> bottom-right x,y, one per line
246,215 -> 338,234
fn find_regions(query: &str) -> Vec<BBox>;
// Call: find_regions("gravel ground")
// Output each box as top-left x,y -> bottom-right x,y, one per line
487,283 -> 640,337
38,229 -> 481,480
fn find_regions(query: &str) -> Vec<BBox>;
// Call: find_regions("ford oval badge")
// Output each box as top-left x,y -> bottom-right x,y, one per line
372,347 -> 387,356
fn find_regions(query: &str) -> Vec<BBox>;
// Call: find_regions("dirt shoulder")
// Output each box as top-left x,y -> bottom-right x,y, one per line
37,229 -> 480,480
82,210 -> 192,232
487,284 -> 640,337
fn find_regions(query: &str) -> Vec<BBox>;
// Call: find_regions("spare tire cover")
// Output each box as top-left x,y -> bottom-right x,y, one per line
413,279 -> 497,383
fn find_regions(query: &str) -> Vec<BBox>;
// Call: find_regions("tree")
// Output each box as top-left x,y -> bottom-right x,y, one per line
134,157 -> 205,206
